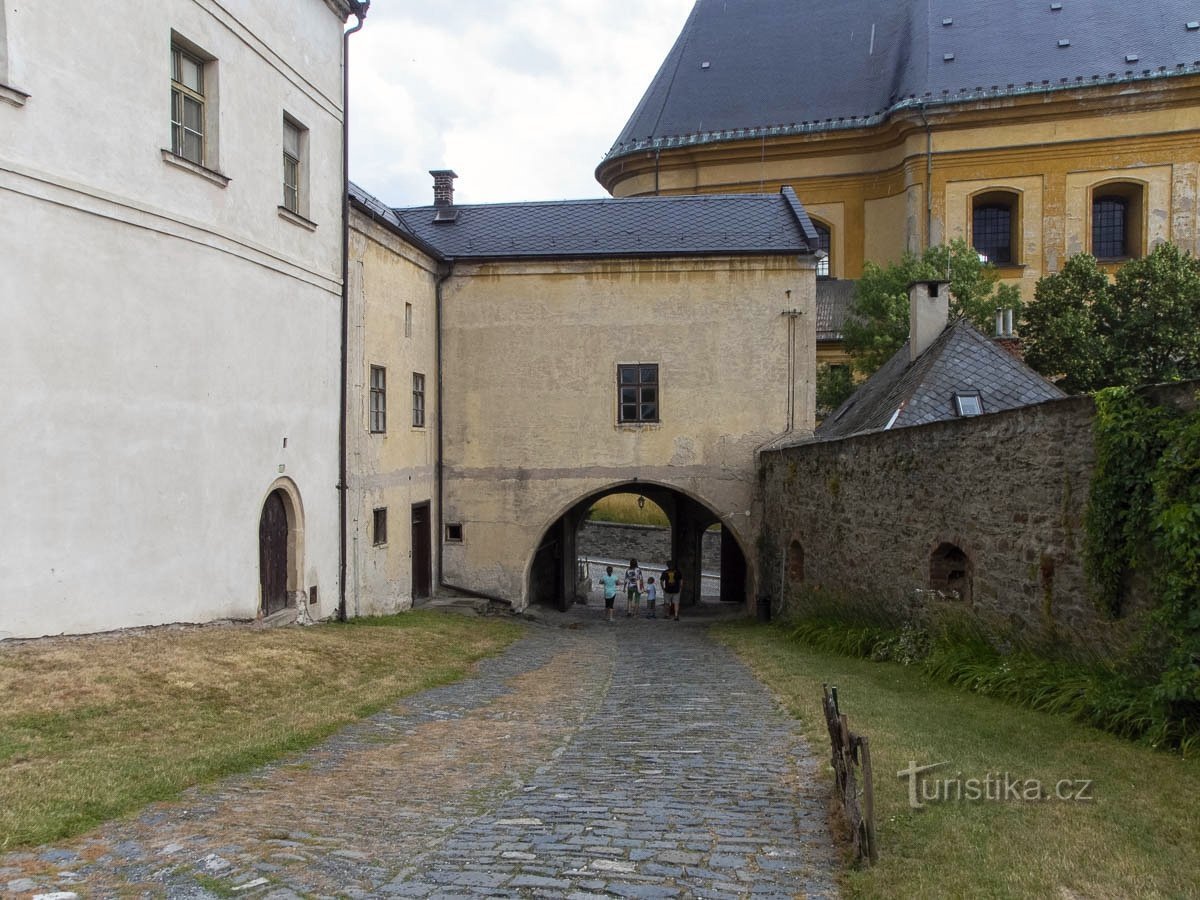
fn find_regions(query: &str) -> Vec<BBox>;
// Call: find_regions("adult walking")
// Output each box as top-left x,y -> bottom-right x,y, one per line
598,565 -> 620,623
623,558 -> 644,618
661,561 -> 683,621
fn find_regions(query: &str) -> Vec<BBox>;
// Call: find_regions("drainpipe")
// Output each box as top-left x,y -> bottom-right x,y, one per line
338,1 -> 368,623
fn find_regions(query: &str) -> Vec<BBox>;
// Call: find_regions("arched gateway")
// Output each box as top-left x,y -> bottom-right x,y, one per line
527,483 -> 751,612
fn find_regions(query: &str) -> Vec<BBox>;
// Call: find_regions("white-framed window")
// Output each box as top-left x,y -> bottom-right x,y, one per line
412,373 -> 426,428
171,43 -> 207,165
369,365 -> 386,433
953,392 -> 983,417
279,114 -> 311,222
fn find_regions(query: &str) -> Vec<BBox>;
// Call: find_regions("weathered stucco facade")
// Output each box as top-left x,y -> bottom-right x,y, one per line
438,254 -> 816,609
346,204 -> 441,616
0,1 -> 357,638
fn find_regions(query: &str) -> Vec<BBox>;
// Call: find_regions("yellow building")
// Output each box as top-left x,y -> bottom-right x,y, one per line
597,0 -> 1200,300
348,175 -> 819,612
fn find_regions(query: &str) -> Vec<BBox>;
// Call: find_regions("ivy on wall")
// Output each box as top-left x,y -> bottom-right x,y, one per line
1086,387 -> 1200,722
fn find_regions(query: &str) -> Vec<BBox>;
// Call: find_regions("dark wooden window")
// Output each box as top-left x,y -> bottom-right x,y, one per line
372,507 -> 387,546
1092,196 -> 1128,259
369,365 -> 386,433
412,372 -> 425,427
972,205 -> 1012,264
618,364 -> 659,423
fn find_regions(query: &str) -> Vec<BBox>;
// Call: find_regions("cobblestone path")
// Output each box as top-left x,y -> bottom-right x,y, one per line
1,611 -> 838,899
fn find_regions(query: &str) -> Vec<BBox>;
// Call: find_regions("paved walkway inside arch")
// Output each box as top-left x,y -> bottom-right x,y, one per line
1,605 -> 838,899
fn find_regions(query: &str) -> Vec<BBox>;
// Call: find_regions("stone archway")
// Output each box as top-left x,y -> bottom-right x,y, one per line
526,482 -> 753,613
258,478 -> 305,617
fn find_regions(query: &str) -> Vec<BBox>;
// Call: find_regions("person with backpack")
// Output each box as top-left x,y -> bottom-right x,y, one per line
661,562 -> 683,621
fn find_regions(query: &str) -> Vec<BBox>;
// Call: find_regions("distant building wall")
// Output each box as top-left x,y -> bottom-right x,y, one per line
759,381 -> 1200,645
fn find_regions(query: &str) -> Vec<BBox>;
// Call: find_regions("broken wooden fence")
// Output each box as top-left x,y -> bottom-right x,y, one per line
822,683 -> 878,864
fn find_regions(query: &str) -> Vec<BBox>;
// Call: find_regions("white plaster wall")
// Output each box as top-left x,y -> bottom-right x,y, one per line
0,0 -> 347,638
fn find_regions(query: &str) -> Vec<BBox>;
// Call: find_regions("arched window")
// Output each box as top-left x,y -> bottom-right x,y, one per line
929,542 -> 972,602
971,191 -> 1019,264
787,540 -> 805,582
813,222 -> 831,278
1091,182 -> 1144,259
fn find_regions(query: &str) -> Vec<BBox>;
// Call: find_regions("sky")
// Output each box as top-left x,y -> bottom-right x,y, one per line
347,0 -> 696,208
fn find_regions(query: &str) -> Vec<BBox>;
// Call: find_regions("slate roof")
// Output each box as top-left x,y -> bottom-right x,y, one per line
604,0 -> 1200,164
816,280 -> 857,342
816,319 -> 1066,440
387,187 -> 817,260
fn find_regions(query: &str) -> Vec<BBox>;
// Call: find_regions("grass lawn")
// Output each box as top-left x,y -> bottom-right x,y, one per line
716,622 -> 1200,899
0,612 -> 523,851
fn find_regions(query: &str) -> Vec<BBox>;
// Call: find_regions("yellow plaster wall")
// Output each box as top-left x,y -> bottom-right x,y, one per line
438,255 -> 817,603
347,210 -> 441,615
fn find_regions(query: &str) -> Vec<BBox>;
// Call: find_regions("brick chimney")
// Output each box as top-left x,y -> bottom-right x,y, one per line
909,280 -> 950,361
430,169 -> 457,207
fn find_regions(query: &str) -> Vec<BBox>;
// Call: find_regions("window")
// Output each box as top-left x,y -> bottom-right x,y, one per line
1091,182 -> 1144,259
930,542 -> 972,602
170,44 -> 207,165
412,373 -> 425,427
618,364 -> 659,423
372,508 -> 387,546
953,392 -> 983,416
445,523 -> 463,542
971,191 -> 1019,264
404,303 -> 413,338
369,365 -> 386,433
282,118 -> 302,214
813,222 -> 831,278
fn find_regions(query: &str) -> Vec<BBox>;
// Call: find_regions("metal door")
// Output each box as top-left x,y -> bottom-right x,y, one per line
411,502 -> 432,600
259,490 -> 289,615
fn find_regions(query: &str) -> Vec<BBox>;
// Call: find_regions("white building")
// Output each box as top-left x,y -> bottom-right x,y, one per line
0,1 -> 365,638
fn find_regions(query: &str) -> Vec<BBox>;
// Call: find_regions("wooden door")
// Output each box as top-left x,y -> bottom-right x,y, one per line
411,502 -> 432,601
259,490 -> 289,615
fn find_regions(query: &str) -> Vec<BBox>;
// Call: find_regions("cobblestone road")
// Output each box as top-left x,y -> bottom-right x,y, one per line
1,605 -> 838,899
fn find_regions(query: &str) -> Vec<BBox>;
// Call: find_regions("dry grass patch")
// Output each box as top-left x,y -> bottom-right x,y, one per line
716,622 -> 1200,899
0,612 -> 522,850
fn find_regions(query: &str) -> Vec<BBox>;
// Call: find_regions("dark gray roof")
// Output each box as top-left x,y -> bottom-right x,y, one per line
816,280 -> 857,342
390,188 -> 816,260
604,0 -> 1200,165
816,319 -> 1066,440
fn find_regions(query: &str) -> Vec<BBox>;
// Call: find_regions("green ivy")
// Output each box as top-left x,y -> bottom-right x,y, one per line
1085,387 -> 1200,735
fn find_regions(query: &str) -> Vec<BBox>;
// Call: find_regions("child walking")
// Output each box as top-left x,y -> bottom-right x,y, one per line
644,576 -> 658,618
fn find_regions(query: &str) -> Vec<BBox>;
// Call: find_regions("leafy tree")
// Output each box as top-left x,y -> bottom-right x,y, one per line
815,363 -> 854,417
1021,243 -> 1200,392
843,240 -> 1022,375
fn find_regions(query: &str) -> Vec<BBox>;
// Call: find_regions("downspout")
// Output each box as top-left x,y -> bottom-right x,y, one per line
338,1 -> 368,623
919,103 -> 933,250
434,261 -> 515,610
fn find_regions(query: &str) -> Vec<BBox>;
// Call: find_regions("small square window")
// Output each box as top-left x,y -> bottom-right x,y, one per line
372,508 -> 387,546
369,365 -> 386,433
617,364 -> 659,423
954,392 -> 983,416
445,523 -> 463,542
412,372 -> 426,428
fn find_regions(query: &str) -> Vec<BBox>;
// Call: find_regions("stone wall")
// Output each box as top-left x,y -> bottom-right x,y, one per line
576,521 -> 722,571
759,381 -> 1199,646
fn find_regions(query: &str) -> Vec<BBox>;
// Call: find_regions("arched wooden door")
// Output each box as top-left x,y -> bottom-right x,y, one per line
259,490 -> 289,615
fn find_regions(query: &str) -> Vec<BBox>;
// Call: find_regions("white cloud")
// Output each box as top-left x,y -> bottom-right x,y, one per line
348,0 -> 694,207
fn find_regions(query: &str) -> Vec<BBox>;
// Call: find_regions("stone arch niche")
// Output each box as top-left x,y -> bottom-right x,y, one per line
787,539 -> 805,583
258,477 -> 305,617
526,482 -> 752,613
929,542 -> 972,602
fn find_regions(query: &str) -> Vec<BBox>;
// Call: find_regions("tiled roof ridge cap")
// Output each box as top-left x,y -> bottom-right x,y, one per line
601,63 -> 1200,163
392,191 -> 789,214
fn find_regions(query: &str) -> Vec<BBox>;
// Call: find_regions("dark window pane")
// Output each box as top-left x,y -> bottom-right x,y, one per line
640,387 -> 656,404
1093,197 -> 1127,258
621,404 -> 638,421
640,366 -> 657,384
973,204 -> 1011,264
619,367 -> 637,384
620,386 -> 638,404
641,403 -> 657,420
